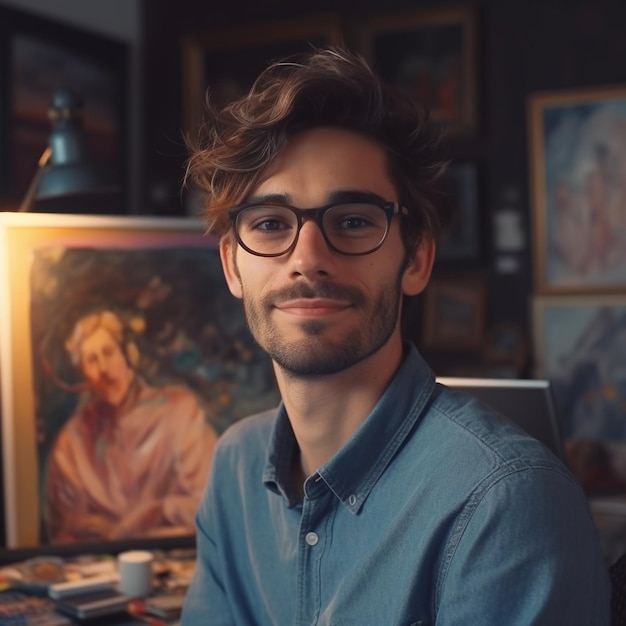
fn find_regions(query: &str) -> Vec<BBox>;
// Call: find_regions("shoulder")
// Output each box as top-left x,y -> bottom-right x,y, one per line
423,385 -> 597,540
427,383 -> 568,474
216,408 -> 278,457
204,408 -> 279,498
411,383 -> 588,514
140,380 -> 202,413
423,388 -> 607,599
51,405 -> 89,443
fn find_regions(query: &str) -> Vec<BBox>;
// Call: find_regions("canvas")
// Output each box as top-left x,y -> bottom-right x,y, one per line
0,212 -> 279,549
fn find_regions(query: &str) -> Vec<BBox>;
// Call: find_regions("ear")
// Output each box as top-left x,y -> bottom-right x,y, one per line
219,236 -> 244,299
401,237 -> 436,296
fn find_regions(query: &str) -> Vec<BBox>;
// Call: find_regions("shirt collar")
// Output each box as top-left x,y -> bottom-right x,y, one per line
263,344 -> 436,512
263,406 -> 300,506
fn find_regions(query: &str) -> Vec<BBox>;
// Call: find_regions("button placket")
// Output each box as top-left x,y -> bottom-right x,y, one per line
296,488 -> 330,625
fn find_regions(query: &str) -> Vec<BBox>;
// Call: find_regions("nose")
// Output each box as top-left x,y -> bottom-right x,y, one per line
95,354 -> 111,376
288,219 -> 336,278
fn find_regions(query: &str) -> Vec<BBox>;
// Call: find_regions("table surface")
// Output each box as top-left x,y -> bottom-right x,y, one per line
0,549 -> 193,625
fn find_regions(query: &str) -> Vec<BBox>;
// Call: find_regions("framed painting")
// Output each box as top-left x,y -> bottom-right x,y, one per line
0,212 -> 279,551
0,6 -> 129,213
528,85 -> 626,294
359,7 -> 477,134
181,14 -> 345,138
436,161 -> 482,263
421,273 -> 486,350
532,295 -> 626,496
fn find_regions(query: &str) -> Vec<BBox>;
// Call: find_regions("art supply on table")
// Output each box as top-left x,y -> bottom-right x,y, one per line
117,552 -> 154,598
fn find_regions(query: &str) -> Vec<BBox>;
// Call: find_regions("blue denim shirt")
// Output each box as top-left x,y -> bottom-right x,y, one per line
182,345 -> 610,625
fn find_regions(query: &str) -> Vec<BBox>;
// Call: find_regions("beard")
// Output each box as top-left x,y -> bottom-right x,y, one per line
241,276 -> 403,378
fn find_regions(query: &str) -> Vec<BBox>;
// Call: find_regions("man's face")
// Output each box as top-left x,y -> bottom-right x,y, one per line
220,126 -> 434,378
79,326 -> 135,407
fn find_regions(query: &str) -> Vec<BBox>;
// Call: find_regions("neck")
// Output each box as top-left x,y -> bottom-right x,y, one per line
274,336 -> 404,478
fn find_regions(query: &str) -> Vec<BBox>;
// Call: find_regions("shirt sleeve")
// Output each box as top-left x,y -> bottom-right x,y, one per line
435,465 -> 611,625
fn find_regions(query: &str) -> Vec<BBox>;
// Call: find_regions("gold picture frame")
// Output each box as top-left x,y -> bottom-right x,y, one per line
528,85 -> 626,294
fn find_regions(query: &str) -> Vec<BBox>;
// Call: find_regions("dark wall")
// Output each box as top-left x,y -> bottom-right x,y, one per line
141,0 -> 486,216
140,0 -> 626,375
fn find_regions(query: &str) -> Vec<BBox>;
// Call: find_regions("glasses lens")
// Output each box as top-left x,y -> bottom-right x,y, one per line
236,205 -> 298,255
323,203 -> 389,254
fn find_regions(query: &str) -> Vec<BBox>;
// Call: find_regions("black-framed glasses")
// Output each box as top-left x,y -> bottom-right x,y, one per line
227,200 -> 408,257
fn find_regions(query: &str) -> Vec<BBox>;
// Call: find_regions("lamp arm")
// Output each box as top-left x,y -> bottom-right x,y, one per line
18,147 -> 53,212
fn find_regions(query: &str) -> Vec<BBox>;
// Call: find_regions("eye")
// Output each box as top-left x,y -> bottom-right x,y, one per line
326,203 -> 384,235
337,215 -> 374,230
253,218 -> 289,232
239,206 -> 295,234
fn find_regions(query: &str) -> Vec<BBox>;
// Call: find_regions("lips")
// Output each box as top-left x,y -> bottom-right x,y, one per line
276,297 -> 351,317
263,281 -> 366,318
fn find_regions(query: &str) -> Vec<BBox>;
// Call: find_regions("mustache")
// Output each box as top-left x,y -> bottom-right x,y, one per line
264,282 -> 366,307
93,375 -> 115,387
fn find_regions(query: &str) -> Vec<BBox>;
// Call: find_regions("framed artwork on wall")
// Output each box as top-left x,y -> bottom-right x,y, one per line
181,14 -> 345,139
359,7 -> 477,135
436,161 -> 482,263
528,85 -> 626,294
0,212 -> 279,551
0,6 -> 129,213
421,273 -> 486,350
532,295 -> 626,496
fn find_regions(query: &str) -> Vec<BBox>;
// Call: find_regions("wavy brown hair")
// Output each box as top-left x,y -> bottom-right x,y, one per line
184,46 -> 451,251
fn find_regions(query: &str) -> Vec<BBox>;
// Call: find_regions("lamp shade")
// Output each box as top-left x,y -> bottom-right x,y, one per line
20,88 -> 121,214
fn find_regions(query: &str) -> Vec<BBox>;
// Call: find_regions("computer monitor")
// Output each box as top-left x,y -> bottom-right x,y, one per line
436,377 -> 566,463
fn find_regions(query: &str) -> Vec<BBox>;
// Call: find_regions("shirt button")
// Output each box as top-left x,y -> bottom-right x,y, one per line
305,532 -> 319,546
348,494 -> 357,506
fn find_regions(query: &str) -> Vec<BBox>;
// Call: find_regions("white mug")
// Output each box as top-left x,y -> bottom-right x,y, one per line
117,550 -> 154,598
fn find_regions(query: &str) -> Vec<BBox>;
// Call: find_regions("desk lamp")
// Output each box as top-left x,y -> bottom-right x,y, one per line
18,87 -> 121,214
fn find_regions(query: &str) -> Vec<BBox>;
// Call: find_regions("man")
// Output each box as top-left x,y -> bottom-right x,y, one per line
182,48 -> 610,624
46,309 -> 218,543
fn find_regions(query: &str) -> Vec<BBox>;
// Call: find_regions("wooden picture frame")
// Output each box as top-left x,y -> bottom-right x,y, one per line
181,14 -> 345,138
0,212 -> 278,550
0,6 -> 129,212
421,273 -> 486,350
360,7 -> 477,134
528,85 -> 626,294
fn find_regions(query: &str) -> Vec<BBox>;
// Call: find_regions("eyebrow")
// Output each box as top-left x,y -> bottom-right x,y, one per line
244,189 -> 390,207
